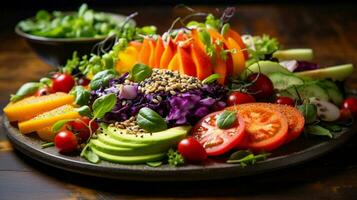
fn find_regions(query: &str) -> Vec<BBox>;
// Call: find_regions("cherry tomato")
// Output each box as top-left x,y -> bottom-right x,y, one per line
276,96 -> 294,106
68,117 -> 99,142
35,86 -> 53,96
247,73 -> 274,99
228,103 -> 289,152
78,77 -> 90,86
178,137 -> 207,163
227,91 -> 255,106
191,111 -> 246,156
52,73 -> 75,93
54,130 -> 78,153
340,108 -> 352,121
342,97 -> 357,117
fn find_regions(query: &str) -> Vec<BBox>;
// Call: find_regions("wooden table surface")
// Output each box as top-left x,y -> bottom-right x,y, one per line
1,4 -> 357,200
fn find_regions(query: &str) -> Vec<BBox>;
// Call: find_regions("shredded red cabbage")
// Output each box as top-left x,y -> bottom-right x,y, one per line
294,61 -> 319,72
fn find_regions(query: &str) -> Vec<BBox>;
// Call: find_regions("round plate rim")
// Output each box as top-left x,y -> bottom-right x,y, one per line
3,115 -> 355,181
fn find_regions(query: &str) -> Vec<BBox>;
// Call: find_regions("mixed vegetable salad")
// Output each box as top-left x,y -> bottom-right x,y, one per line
5,8 -> 356,167
17,4 -> 140,39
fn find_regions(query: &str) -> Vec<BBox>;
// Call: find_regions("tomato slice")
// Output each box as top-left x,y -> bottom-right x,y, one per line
229,104 -> 289,152
191,111 -> 246,156
232,103 -> 305,144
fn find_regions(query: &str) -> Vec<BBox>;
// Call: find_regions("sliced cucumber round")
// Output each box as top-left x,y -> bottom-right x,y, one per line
268,72 -> 304,90
285,83 -> 329,101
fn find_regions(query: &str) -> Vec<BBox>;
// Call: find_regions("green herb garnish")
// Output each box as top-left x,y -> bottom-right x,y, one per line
130,63 -> 153,82
217,110 -> 237,129
137,107 -> 167,132
167,149 -> 185,166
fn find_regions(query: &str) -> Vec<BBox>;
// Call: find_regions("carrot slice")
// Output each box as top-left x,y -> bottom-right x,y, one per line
160,38 -> 176,68
226,29 -> 249,59
177,46 -> 196,77
138,38 -> 151,65
153,37 -> 165,68
226,37 -> 246,77
191,42 -> 212,80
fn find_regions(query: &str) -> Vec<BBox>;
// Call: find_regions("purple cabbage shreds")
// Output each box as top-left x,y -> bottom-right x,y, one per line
294,61 -> 319,72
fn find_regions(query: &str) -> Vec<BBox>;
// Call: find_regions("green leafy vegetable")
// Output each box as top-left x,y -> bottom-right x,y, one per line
167,149 -> 185,166
92,93 -> 117,119
246,35 -> 280,66
72,86 -> 90,106
81,145 -> 100,164
10,82 -> 41,102
321,124 -> 342,132
146,161 -> 163,167
137,107 -> 167,132
51,119 -> 74,132
202,74 -> 220,84
226,150 -> 270,167
217,110 -> 237,129
89,69 -> 116,90
304,125 -> 333,138
298,103 -> 318,124
41,142 -> 54,149
130,63 -> 153,82
76,105 -> 91,117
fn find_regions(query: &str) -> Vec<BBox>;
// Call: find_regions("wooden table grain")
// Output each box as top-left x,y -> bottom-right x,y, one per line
1,4 -> 357,200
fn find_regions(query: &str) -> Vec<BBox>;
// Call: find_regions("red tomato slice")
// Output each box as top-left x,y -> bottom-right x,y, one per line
229,104 -> 289,152
191,111 -> 246,156
232,103 -> 305,144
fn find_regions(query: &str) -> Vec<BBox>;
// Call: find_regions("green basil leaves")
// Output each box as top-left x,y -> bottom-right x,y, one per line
72,86 -> 90,106
217,110 -> 237,129
10,82 -> 41,102
202,74 -> 220,84
298,103 -> 317,124
92,93 -> 117,119
130,63 -> 153,82
89,69 -> 116,90
137,107 -> 167,132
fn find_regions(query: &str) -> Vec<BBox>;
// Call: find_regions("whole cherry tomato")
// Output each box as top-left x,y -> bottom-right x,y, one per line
52,73 -> 75,93
78,77 -> 90,86
276,96 -> 295,106
342,97 -> 357,117
340,108 -> 352,121
178,137 -> 207,163
226,91 -> 256,106
68,117 -> 99,142
54,130 -> 78,153
247,73 -> 274,99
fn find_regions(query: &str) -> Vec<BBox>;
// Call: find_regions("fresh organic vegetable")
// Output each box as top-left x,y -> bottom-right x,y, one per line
55,130 -> 78,153
137,107 -> 167,132
342,97 -> 357,117
35,86 -> 53,96
68,117 -> 99,142
226,92 -> 255,106
309,97 -> 340,122
191,110 -> 246,156
18,4 -> 132,38
276,96 -> 294,106
178,137 -> 207,163
246,73 -> 274,99
52,73 -> 75,93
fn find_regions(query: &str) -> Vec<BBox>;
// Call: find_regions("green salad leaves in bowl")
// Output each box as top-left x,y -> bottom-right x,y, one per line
15,4 -> 137,66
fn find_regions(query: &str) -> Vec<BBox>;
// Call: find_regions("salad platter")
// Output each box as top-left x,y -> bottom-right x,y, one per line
3,6 -> 357,181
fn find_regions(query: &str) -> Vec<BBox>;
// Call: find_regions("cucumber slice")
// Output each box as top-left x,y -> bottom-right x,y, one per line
241,61 -> 291,79
268,72 -> 304,90
273,49 -> 313,61
295,64 -> 354,81
316,80 -> 343,106
285,84 -> 329,101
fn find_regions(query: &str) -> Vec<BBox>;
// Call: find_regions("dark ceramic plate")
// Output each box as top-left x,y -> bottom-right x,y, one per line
2,115 -> 355,181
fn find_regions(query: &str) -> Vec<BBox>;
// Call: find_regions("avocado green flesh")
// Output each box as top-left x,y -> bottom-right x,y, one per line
241,61 -> 291,79
295,64 -> 354,81
98,133 -> 148,148
90,126 -> 190,164
91,147 -> 165,164
107,126 -> 191,144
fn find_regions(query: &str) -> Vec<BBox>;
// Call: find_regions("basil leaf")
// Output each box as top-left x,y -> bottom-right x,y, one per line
137,107 -> 167,132
52,119 -> 74,132
10,82 -> 41,102
146,161 -> 162,167
321,124 -> 342,132
73,86 -> 90,106
92,93 -> 117,119
76,105 -> 91,117
217,111 -> 237,129
90,69 -> 116,90
130,63 -> 153,82
202,74 -> 220,84
304,125 -> 333,138
298,104 -> 317,124
81,146 -> 100,164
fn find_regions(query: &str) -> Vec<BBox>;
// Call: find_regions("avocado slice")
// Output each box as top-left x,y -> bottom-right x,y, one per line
107,126 -> 191,144
273,49 -> 313,61
90,139 -> 172,156
91,147 -> 165,164
295,64 -> 354,81
241,61 -> 291,79
98,133 -> 149,148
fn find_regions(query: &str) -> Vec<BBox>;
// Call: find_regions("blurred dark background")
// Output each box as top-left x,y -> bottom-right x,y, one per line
1,0 -> 356,35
